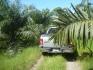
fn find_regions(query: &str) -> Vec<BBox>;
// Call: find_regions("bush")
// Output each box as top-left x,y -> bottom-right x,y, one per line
17,31 -> 39,46
0,34 -> 9,49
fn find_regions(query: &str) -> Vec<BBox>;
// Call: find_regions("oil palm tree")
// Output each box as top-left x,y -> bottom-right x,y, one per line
23,6 -> 52,35
53,0 -> 93,55
0,0 -> 27,48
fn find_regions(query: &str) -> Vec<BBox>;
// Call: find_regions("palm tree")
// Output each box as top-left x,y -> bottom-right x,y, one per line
53,0 -> 93,55
23,6 -> 52,35
0,0 -> 27,48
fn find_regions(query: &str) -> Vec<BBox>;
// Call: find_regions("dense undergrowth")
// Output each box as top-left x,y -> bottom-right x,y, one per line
0,46 -> 41,70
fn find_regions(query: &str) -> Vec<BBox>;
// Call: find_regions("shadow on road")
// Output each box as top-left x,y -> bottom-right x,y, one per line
89,68 -> 93,70
42,53 -> 77,61
62,53 -> 77,61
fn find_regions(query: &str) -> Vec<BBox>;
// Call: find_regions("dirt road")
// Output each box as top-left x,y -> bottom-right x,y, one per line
30,55 -> 81,70
66,61 -> 81,70
31,56 -> 44,70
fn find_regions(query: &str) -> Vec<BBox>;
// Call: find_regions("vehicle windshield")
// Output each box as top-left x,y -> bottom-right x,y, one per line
48,28 -> 57,34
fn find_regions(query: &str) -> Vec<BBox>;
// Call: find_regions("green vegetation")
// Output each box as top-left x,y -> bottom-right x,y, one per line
52,1 -> 93,69
81,57 -> 93,70
38,55 -> 66,70
0,47 -> 41,70
0,0 -> 52,50
0,0 -> 93,70
52,0 -> 93,56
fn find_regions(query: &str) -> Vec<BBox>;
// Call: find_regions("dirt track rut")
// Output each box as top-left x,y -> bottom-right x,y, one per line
66,61 -> 81,70
31,56 -> 44,70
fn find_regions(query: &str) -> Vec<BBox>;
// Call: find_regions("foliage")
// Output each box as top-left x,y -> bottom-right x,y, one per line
17,30 -> 38,46
1,0 -> 27,43
0,47 -> 41,70
0,0 -> 28,50
24,6 -> 52,32
0,34 -> 8,49
53,1 -> 93,55
81,57 -> 93,70
18,7 -> 53,46
38,55 -> 66,70
0,0 -> 53,49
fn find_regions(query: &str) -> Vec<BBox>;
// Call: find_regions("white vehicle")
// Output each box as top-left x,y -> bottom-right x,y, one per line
40,26 -> 74,54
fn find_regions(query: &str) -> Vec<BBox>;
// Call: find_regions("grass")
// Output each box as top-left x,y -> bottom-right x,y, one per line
38,55 -> 66,70
81,57 -> 93,70
0,46 -> 41,70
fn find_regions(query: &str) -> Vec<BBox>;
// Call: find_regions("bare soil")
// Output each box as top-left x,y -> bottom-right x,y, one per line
66,61 -> 81,70
30,56 -> 44,70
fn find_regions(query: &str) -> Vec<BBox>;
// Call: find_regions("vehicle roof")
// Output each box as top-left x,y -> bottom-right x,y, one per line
49,26 -> 57,28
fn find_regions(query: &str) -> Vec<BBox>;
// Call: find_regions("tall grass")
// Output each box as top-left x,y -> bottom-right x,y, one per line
38,55 -> 66,70
0,46 -> 41,70
81,57 -> 93,70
